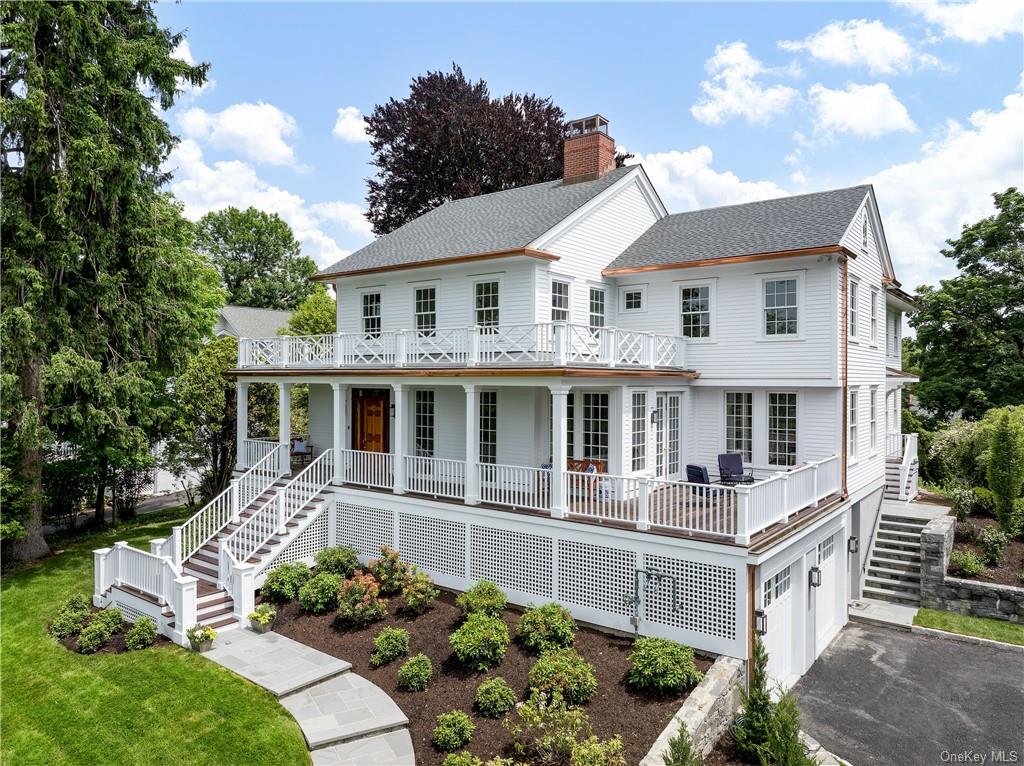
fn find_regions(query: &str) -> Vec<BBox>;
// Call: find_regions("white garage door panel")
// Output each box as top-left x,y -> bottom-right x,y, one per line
815,533 -> 841,649
762,565 -> 795,687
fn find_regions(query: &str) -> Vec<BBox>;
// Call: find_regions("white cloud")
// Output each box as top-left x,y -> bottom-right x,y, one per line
310,201 -> 374,238
179,102 -> 300,166
866,87 -> 1023,289
690,42 -> 799,125
333,106 -> 370,143
164,139 -> 355,266
170,40 -> 215,98
808,83 -> 917,137
779,19 -> 941,75
628,147 -> 788,210
902,0 -> 1024,43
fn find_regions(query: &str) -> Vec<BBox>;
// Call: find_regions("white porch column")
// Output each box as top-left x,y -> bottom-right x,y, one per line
331,382 -> 347,485
278,382 -> 292,475
464,384 -> 480,505
235,381 -> 249,471
549,384 -> 570,518
392,383 -> 406,494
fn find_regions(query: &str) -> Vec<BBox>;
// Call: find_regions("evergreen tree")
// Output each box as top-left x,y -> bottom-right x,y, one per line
663,727 -> 702,766
987,411 -> 1024,533
732,636 -> 774,762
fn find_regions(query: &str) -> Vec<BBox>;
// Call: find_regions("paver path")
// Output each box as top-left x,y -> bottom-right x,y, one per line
205,628 -> 415,765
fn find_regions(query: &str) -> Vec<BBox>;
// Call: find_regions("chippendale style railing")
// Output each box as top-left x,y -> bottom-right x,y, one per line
237,323 -> 687,370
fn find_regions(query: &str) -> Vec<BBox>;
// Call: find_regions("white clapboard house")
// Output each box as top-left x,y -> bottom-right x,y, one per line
94,116 -> 920,688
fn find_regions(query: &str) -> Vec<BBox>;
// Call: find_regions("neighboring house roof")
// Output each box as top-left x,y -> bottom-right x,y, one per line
604,185 -> 872,274
217,305 -> 293,338
315,166 -> 635,279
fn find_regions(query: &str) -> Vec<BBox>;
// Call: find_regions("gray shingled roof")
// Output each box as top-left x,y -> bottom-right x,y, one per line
606,185 -> 871,271
218,305 -> 293,338
317,166 -> 635,277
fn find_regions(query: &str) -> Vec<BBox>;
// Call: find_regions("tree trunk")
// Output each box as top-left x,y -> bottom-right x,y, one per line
93,452 -> 109,528
8,360 -> 51,562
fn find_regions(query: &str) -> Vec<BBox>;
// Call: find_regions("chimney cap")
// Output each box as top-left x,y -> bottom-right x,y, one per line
567,115 -> 609,138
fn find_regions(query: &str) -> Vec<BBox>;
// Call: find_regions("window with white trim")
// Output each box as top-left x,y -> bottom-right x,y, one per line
680,284 -> 711,339
619,285 -> 646,313
582,392 -> 609,461
763,278 -> 798,336
870,287 -> 879,345
414,390 -> 434,456
631,392 -> 647,471
362,292 -> 381,337
725,392 -> 753,463
414,286 -> 436,336
474,280 -> 500,330
870,386 -> 878,452
589,288 -> 605,331
762,566 -> 792,607
849,278 -> 860,339
479,391 -> 497,464
768,392 -> 797,466
849,390 -> 859,461
550,280 -> 570,322
818,534 -> 835,562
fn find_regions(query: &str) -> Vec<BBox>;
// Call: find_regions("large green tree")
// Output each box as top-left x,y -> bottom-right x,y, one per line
1,2 -> 220,559
909,188 -> 1024,420
281,286 -> 336,336
195,206 -> 318,310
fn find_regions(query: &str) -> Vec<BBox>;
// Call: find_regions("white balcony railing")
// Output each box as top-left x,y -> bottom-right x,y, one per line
405,455 -> 466,500
96,541 -> 178,606
338,448 -> 394,490
478,463 -> 551,512
237,323 -> 687,371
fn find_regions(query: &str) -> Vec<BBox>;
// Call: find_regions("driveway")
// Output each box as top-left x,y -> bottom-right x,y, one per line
793,623 -> 1024,766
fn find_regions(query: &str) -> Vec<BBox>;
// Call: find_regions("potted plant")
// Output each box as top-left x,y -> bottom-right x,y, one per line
186,624 -> 217,652
248,603 -> 276,634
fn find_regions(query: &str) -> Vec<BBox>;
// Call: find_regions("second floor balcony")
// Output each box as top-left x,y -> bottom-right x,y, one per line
237,322 -> 688,371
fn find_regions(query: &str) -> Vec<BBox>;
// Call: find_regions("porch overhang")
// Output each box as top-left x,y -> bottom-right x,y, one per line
886,366 -> 919,384
310,247 -> 559,282
225,366 -> 701,380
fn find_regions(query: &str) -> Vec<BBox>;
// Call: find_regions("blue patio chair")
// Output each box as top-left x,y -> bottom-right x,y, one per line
718,453 -> 755,485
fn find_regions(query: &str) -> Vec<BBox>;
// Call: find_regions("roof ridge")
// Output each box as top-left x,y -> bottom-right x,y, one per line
659,183 -> 872,219
443,164 -> 632,206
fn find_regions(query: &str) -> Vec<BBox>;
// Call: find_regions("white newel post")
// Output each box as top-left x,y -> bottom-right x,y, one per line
811,462 -> 819,508
93,548 -> 111,606
464,384 -> 480,505
637,477 -> 651,531
112,541 -> 128,586
549,385 -> 569,518
276,491 -> 288,536
149,538 -> 166,557
554,323 -> 568,366
780,472 -> 790,522
392,382 -> 406,494
171,525 -> 183,567
236,380 -> 249,470
735,487 -> 751,545
231,562 -> 256,621
468,327 -> 480,367
331,382 -> 347,485
278,381 -> 292,476
646,332 -> 657,369
171,576 -> 198,646
230,478 -> 240,523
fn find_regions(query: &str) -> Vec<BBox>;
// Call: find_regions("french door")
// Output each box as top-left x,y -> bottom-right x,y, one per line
655,392 -> 682,480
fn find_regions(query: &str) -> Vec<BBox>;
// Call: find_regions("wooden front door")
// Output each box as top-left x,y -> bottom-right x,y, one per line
352,389 -> 389,453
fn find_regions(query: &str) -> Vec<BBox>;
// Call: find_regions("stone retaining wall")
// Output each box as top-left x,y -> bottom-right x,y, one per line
920,515 -> 1024,623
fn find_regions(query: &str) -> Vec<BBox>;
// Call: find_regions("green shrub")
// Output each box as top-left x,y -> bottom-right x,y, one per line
371,627 -> 410,667
449,613 -> 510,670
456,580 -> 507,618
475,676 -> 517,718
979,527 -> 1010,566
432,710 -> 475,752
92,606 -> 124,634
732,637 -> 773,762
1013,498 -> 1024,538
987,411 -> 1024,533
662,728 -> 701,766
76,607 -> 123,654
315,545 -> 361,578
400,568 -> 439,614
249,603 -> 276,625
956,521 -> 979,544
972,487 -> 997,517
63,593 -> 91,613
506,690 -> 590,765
262,562 -> 312,602
336,571 -> 389,624
124,616 -> 157,650
527,647 -> 597,705
516,603 -> 576,653
398,653 -> 433,692
369,546 -> 409,595
763,692 -> 815,766
950,548 -> 984,576
49,594 -> 93,639
627,637 -> 704,694
298,572 -> 343,614
950,484 -> 977,522
442,753 -> 482,766
572,735 -> 627,766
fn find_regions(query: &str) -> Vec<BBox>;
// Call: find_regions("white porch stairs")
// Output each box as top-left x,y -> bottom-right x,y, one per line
862,510 -> 929,606
884,433 -> 919,502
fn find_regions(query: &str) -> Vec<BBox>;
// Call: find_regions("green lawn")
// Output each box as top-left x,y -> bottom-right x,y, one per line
1,509 -> 309,766
914,607 -> 1024,647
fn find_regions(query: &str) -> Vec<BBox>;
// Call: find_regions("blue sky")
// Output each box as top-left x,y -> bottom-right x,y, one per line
156,1 -> 1023,290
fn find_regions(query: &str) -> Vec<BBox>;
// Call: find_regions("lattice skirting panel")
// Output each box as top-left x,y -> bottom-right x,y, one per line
270,511 -> 330,570
332,490 -> 748,658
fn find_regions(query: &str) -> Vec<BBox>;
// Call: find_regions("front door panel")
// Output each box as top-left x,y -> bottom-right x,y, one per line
353,390 -> 389,453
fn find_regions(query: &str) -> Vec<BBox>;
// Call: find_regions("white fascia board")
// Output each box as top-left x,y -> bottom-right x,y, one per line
746,504 -> 849,566
690,377 -> 839,388
841,189 -> 896,283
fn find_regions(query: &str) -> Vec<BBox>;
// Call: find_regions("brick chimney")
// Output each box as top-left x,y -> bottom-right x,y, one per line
563,115 -> 616,184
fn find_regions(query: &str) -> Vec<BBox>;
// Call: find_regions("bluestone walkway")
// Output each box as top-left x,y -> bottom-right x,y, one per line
205,628 -> 414,765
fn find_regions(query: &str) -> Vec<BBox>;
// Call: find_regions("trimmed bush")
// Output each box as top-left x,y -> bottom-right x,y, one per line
314,545 -> 361,578
572,735 -> 626,766
92,606 -> 124,634
516,602 -> 576,653
398,653 -> 433,692
626,637 -> 704,694
371,627 -> 410,667
442,753 -> 482,766
63,593 -> 91,613
475,676 -> 516,718
506,690 -> 590,764
456,580 -> 507,618
956,521 -> 979,544
950,549 -> 984,576
125,616 -> 157,650
527,647 -> 597,705
400,568 -> 439,614
49,593 -> 92,639
449,613 -> 510,670
262,562 -> 311,602
369,546 -> 408,595
972,487 -> 997,517
77,607 -> 123,654
987,412 -> 1024,532
432,710 -> 475,752
336,571 -> 389,625
298,572 -> 343,614
662,728 -> 701,766
979,527 -> 1010,566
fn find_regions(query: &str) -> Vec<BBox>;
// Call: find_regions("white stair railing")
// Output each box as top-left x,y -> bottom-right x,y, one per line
96,541 -> 178,606
898,433 -> 918,500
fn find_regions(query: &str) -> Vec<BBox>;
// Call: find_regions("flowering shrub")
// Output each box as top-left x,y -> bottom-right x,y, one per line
369,546 -> 409,595
475,676 -> 516,718
76,607 -> 124,654
49,593 -> 92,639
979,527 -> 1010,566
950,549 -> 983,576
400,568 -> 439,614
262,562 -> 311,602
336,571 -> 388,624
314,545 -> 361,578
124,616 -> 157,650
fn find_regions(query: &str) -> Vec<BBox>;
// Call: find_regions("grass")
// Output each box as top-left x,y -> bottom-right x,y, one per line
1,508 -> 309,766
914,607 -> 1024,647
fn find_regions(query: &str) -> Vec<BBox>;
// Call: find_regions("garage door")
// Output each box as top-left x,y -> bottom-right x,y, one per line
762,565 -> 795,687
814,533 -> 841,649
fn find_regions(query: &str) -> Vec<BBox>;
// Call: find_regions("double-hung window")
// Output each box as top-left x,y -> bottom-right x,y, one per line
414,286 -> 436,336
479,391 -> 497,464
362,292 -> 381,337
582,392 -> 609,461
589,288 -> 606,332
414,390 -> 435,457
870,287 -> 879,345
849,390 -> 859,461
631,392 -> 647,471
763,278 -> 798,336
768,392 -> 797,466
551,280 -> 570,322
849,278 -> 860,340
870,387 -> 878,452
680,284 -> 711,339
474,280 -> 500,330
725,392 -> 753,462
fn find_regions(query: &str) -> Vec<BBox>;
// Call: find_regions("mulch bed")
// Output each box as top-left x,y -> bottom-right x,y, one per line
703,730 -> 749,766
952,516 -> 1024,587
270,588 -> 712,766
54,610 -> 172,655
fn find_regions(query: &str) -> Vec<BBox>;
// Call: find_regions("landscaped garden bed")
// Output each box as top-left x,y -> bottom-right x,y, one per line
264,548 -> 713,765
48,593 -> 172,655
950,515 -> 1024,587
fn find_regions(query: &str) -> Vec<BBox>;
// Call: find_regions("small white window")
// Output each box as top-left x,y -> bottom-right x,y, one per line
631,392 -> 647,471
551,280 -> 570,322
870,287 -> 879,345
680,283 -> 712,339
849,278 -> 860,339
763,277 -> 799,336
849,390 -> 859,461
362,292 -> 381,337
870,386 -> 878,452
474,280 -> 500,330
589,287 -> 606,331
414,286 -> 436,336
619,285 -> 646,313
818,535 -> 835,562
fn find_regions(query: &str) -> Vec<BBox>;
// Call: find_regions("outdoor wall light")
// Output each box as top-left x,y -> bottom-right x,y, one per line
847,536 -> 859,554
754,609 -> 768,635
809,566 -> 822,588
389,403 -> 395,417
